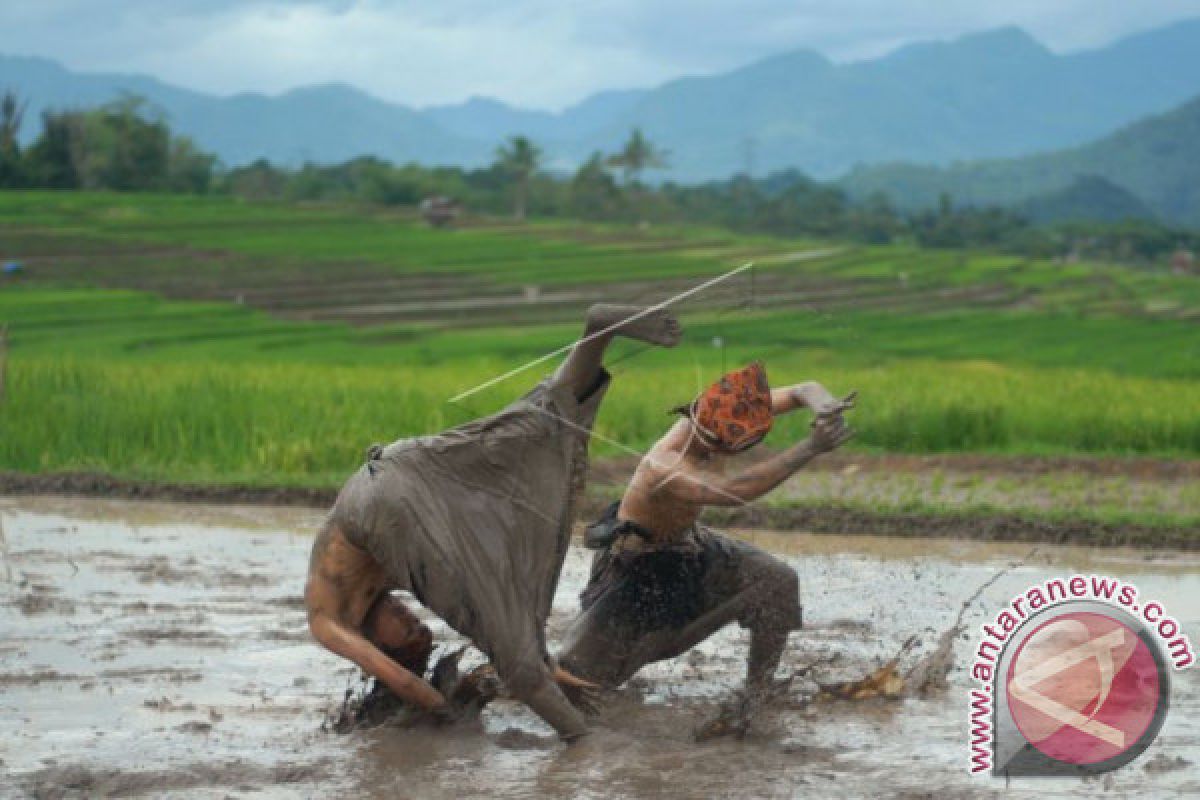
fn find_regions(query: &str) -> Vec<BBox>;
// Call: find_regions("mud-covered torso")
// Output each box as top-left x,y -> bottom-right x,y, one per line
617,448 -> 724,546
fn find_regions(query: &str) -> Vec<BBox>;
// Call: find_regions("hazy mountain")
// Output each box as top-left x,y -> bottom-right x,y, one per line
424,89 -> 646,145
1019,176 -> 1155,225
590,21 -> 1200,181
0,54 -> 480,167
4,19 -> 1200,181
842,94 -> 1200,227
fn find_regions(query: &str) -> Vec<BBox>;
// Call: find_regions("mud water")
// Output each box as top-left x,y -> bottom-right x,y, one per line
2,495 -> 1197,798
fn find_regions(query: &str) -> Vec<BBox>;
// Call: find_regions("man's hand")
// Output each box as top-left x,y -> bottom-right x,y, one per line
807,391 -> 856,453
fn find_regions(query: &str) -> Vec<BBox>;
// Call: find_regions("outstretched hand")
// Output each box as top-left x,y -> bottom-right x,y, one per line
808,391 -> 857,453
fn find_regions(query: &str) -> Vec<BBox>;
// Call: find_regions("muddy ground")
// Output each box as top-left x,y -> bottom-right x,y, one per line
1,495 -> 1198,799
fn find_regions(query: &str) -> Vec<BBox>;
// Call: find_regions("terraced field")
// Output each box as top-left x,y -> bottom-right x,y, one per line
1,191 -> 1199,503
5,192 -> 1200,333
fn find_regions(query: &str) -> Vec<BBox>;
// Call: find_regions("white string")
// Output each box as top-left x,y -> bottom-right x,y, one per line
448,262 -> 755,403
456,395 -> 754,509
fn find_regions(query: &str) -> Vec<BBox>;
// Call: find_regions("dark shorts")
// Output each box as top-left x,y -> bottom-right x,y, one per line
560,522 -> 803,685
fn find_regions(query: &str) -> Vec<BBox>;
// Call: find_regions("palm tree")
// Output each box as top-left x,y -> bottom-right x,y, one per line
494,135 -> 541,221
605,128 -> 668,186
0,91 -> 27,187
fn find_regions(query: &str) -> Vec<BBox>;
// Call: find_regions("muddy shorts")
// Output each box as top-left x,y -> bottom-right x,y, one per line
559,513 -> 803,686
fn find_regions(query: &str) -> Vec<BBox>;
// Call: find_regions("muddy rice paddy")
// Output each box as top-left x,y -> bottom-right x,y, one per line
1,495 -> 1197,798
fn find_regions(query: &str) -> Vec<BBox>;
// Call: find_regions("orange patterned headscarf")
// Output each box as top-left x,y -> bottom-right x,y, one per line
678,362 -> 773,452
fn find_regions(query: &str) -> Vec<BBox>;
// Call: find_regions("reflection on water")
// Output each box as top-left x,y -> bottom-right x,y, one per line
1,495 -> 1197,799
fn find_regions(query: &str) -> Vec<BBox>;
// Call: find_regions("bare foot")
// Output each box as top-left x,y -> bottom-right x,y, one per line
694,692 -> 756,742
692,681 -> 784,742
586,304 -> 682,347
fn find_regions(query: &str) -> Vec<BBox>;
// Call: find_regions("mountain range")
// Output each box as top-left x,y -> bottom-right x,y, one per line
3,19 -> 1200,185
842,94 -> 1200,227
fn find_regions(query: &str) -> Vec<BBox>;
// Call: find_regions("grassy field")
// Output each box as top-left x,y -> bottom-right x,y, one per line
1,191 -> 1198,536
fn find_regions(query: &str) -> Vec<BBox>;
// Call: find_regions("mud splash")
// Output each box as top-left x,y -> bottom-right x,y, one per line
2,495 -> 1198,798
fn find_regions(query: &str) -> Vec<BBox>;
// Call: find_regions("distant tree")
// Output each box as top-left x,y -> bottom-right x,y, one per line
167,136 -> 217,194
222,158 -> 289,200
494,135 -> 541,220
570,151 -> 622,219
606,129 -> 668,223
847,191 -> 901,244
0,90 -> 27,188
25,110 -> 83,189
606,128 -> 668,186
86,95 -> 170,190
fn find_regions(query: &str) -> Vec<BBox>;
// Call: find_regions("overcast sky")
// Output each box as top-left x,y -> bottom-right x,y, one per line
4,1 -> 1199,109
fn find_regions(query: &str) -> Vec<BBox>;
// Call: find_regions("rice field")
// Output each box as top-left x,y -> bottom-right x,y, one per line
1,191 -> 1199,490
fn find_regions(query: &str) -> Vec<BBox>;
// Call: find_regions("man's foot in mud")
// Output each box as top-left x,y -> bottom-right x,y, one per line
693,692 -> 756,742
586,303 -> 682,347
693,677 -> 792,742
555,726 -> 629,761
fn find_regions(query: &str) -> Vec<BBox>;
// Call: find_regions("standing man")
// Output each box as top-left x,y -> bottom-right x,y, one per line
305,304 -> 681,741
559,362 -> 855,733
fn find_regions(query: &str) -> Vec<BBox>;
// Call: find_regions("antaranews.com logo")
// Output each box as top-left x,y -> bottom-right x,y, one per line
967,575 -> 1194,777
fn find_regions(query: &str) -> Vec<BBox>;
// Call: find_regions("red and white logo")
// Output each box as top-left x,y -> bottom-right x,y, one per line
968,580 -> 1188,777
1006,611 -> 1162,766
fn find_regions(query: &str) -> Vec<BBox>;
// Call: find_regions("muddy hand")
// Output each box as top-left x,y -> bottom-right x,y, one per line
809,408 -> 855,454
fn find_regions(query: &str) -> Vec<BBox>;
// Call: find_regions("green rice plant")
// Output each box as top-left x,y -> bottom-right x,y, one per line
3,348 -> 1199,489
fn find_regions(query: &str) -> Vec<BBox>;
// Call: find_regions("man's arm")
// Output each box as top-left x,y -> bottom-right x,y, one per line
305,529 -> 446,711
662,396 -> 856,507
770,382 -> 842,416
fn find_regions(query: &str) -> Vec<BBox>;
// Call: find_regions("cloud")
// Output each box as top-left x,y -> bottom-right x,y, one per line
2,1 -> 1198,109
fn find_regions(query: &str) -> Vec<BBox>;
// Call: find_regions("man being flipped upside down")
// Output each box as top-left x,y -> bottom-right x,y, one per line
305,304 -> 681,741
558,361 -> 856,736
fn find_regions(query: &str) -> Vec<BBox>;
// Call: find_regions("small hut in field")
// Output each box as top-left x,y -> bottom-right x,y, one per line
1170,249 -> 1196,276
420,196 -> 462,229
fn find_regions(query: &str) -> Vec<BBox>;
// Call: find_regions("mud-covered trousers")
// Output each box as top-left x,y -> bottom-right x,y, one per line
559,522 -> 803,686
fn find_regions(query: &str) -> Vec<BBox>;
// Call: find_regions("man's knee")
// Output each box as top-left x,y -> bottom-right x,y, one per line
771,561 -> 798,597
741,557 -> 802,631
558,614 -> 633,687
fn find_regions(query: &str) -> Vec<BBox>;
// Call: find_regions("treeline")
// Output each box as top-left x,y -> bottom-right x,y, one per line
3,91 -> 1197,262
220,147 -> 1200,262
0,94 -> 215,193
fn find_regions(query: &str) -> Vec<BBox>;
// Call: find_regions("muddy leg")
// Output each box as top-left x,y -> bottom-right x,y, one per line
744,567 -> 799,694
495,646 -> 589,740
692,563 -> 799,741
552,303 -> 681,399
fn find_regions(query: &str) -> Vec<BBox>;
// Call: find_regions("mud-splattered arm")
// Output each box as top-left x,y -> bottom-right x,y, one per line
770,381 -> 840,416
663,393 -> 856,507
